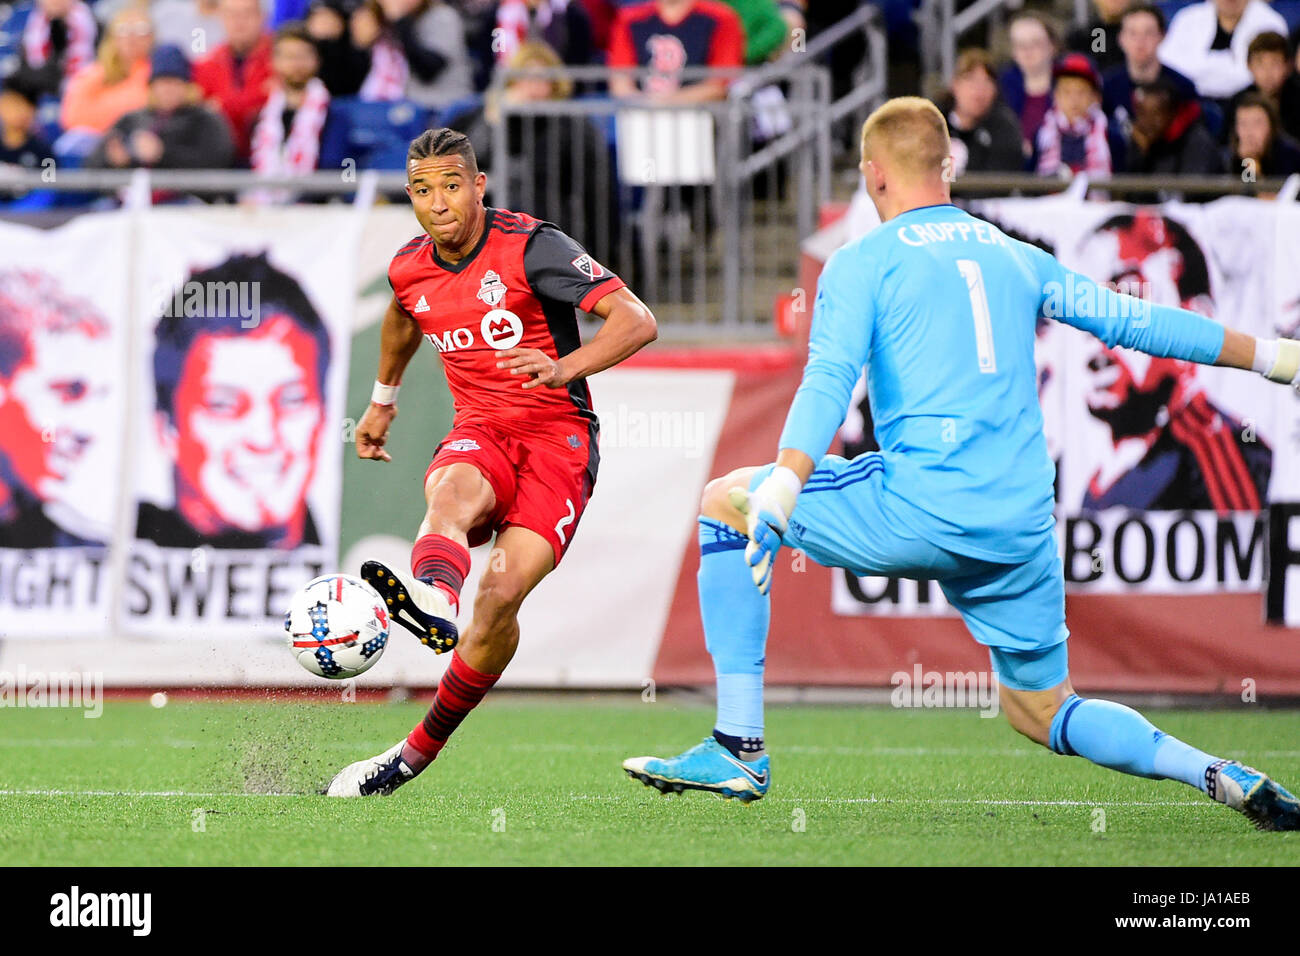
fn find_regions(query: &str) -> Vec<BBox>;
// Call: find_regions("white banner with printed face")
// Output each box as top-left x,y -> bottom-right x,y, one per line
832,195 -> 1300,620
0,213 -> 132,636
121,207 -> 360,637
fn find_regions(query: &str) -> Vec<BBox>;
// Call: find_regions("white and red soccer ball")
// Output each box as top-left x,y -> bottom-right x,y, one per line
284,574 -> 390,679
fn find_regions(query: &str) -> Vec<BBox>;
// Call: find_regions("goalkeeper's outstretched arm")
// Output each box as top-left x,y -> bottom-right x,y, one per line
1041,253 -> 1300,387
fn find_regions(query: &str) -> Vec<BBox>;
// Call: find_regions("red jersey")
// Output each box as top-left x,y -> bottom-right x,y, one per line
388,207 -> 624,471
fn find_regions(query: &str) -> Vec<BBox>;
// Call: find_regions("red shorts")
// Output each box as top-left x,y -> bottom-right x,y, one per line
424,418 -> 597,566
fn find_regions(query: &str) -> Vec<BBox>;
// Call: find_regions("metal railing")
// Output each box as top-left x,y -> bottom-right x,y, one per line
949,171 -> 1300,199
917,0 -> 1025,89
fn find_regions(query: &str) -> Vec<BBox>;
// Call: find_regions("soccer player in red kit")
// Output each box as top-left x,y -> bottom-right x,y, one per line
326,128 -> 657,797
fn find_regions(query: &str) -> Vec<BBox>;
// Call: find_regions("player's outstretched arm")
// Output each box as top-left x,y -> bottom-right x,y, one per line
1044,261 -> 1300,389
496,287 -> 658,389
356,295 -> 424,462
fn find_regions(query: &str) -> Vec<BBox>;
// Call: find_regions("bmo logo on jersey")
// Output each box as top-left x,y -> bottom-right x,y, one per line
425,309 -> 524,353
480,309 -> 523,349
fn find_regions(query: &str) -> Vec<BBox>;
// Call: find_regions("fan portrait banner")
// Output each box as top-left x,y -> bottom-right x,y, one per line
122,209 -> 359,637
0,214 -> 131,637
831,196 -> 1300,626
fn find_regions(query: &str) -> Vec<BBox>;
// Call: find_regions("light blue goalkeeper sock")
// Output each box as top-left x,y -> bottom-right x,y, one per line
1049,695 -> 1219,792
698,517 -> 769,747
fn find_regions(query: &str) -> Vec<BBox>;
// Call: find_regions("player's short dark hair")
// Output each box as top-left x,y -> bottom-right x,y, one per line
1247,31 -> 1289,62
1121,3 -> 1166,34
152,252 -> 331,421
407,127 -> 478,176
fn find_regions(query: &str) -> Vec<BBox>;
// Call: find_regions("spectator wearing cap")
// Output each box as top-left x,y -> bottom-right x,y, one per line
1228,90 -> 1300,178
1036,53 -> 1112,177
88,44 -> 236,169
1102,4 -> 1196,125
0,71 -> 55,170
1114,73 -> 1224,178
938,48 -> 1027,176
1066,0 -> 1130,75
60,3 -> 154,136
1159,0 -> 1287,101
193,0 -> 275,161
1226,31 -> 1300,141
1000,11 -> 1061,151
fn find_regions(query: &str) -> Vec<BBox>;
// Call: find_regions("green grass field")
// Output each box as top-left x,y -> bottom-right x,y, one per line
1,697 -> 1296,866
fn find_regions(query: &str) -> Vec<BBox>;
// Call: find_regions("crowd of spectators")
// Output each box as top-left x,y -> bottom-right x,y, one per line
945,0 -> 1300,184
1,0 -> 1298,204
0,0 -> 806,200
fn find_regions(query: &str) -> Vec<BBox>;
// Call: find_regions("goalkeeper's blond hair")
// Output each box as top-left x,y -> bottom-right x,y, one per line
860,97 -> 951,182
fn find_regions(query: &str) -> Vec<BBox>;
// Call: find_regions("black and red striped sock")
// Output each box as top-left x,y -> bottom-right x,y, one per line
400,651 -> 500,772
410,533 -> 471,614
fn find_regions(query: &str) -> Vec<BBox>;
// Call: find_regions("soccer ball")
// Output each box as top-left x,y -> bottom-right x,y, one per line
284,574 -> 390,679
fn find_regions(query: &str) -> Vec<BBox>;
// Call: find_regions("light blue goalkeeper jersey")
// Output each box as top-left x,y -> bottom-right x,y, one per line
779,203 -> 1226,562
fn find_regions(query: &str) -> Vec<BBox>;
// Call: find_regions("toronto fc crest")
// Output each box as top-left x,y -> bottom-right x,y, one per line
477,269 -> 507,308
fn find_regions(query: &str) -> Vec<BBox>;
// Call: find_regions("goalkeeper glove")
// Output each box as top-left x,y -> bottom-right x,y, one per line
727,465 -> 802,595
1254,338 -> 1300,390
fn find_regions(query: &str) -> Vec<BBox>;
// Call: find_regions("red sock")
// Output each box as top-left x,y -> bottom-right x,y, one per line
410,533 -> 471,614
402,651 -> 500,771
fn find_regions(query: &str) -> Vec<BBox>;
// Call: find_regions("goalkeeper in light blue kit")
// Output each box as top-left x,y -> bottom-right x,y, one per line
623,97 -> 1300,829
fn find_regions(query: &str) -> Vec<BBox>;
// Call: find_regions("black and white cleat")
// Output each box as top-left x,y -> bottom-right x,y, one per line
360,560 -> 459,654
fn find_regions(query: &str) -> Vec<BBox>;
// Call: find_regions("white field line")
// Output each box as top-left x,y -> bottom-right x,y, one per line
3,740 -> 1299,760
572,794 -> 1214,807
0,788 -> 1213,807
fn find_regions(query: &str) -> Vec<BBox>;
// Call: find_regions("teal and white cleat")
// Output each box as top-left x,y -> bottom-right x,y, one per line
623,737 -> 770,802
1207,759 -> 1300,831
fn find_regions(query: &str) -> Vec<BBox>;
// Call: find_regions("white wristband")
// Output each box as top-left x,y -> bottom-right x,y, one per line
1254,338 -> 1300,384
763,464 -> 804,517
1252,338 -> 1277,375
371,381 -> 400,406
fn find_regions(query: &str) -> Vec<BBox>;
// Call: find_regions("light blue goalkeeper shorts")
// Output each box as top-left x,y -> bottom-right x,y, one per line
751,454 -> 1069,692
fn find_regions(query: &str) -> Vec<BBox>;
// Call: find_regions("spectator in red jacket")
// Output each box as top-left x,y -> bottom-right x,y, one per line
193,0 -> 275,161
607,0 -> 743,102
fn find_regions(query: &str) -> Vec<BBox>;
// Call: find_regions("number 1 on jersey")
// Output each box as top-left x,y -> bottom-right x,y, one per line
956,259 -> 996,374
